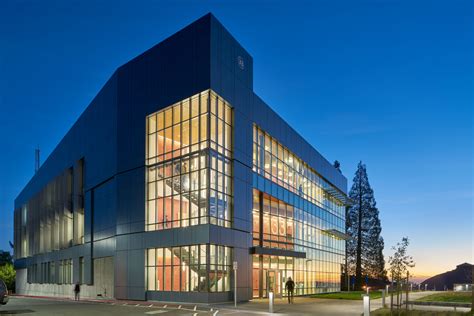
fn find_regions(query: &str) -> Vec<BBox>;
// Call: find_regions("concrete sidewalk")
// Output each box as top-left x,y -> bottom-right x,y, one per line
210,291 -> 443,316
213,296 -> 371,315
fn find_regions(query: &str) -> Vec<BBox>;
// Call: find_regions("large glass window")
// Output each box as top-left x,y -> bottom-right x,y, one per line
146,244 -> 232,292
253,126 -> 345,218
253,190 -> 294,250
146,90 -> 233,230
252,253 -> 342,297
253,189 -> 344,253
79,257 -> 84,284
58,259 -> 73,284
252,189 -> 345,297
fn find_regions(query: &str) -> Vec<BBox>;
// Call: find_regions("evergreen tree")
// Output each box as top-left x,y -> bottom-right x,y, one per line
346,162 -> 386,289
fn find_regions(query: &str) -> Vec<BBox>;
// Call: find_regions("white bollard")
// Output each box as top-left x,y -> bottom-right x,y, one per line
269,291 -> 274,313
363,295 -> 370,316
381,289 -> 385,308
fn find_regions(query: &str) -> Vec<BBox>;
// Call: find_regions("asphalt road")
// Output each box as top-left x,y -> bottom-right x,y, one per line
0,297 -> 250,316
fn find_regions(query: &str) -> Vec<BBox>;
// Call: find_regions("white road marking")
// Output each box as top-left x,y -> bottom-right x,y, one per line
193,313 -> 198,316
213,310 -> 219,316
149,304 -> 154,307
193,305 -> 197,311
163,304 -> 167,308
178,305 -> 182,309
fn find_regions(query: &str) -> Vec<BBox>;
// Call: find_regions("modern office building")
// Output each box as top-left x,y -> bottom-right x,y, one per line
13,13 -> 349,303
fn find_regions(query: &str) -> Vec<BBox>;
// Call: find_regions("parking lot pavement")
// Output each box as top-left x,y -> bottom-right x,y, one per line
0,296 -> 274,316
0,295 -> 380,316
0,297 -> 214,316
2,292 -> 452,316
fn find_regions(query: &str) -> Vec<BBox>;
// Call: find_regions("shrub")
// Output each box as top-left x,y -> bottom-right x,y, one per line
0,263 -> 16,292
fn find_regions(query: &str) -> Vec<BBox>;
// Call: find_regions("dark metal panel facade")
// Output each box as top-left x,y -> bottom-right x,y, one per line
14,13 -> 347,303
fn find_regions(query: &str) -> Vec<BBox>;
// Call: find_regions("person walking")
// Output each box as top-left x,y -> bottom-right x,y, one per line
285,277 -> 295,304
74,283 -> 81,301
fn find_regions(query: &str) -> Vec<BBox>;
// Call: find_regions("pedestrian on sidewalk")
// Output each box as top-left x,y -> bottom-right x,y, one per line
285,277 -> 295,304
74,283 -> 81,301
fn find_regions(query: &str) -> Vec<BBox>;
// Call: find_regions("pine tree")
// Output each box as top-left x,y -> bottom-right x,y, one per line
346,162 -> 386,289
365,214 -> 387,280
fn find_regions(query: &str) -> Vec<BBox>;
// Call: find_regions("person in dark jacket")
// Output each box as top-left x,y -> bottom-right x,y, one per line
74,283 -> 80,301
285,277 -> 295,304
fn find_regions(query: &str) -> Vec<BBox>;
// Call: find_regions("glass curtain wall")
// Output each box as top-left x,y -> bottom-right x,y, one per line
252,125 -> 347,298
253,190 -> 344,253
146,90 -> 233,230
253,126 -> 344,220
252,191 -> 294,249
146,244 -> 232,293
252,189 -> 344,297
252,253 -> 341,298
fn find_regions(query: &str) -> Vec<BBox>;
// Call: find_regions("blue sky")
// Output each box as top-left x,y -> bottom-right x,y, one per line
0,0 -> 472,279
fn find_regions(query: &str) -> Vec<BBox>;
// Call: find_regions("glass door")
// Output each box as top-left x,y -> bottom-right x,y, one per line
267,270 -> 276,293
266,270 -> 281,297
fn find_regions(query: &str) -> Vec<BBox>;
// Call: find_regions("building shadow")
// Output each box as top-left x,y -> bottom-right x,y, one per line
0,310 -> 35,314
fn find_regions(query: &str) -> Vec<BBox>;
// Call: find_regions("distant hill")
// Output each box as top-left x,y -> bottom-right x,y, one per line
421,263 -> 473,290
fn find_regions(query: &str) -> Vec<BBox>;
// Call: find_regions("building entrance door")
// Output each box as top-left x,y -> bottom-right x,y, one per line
265,269 -> 281,297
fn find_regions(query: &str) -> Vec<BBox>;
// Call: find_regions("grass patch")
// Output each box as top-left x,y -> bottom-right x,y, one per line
417,292 -> 472,304
371,308 -> 469,315
311,290 -> 382,300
